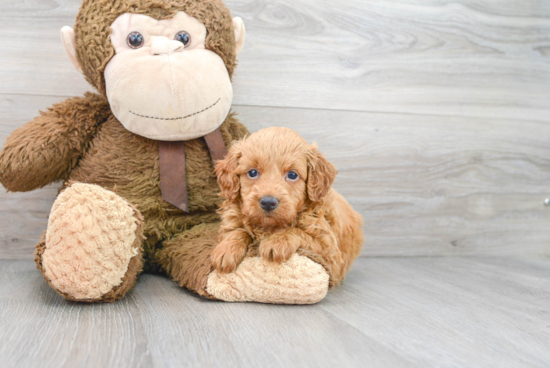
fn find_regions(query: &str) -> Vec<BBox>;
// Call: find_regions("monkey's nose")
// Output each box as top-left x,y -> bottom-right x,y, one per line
151,38 -> 183,55
260,196 -> 279,212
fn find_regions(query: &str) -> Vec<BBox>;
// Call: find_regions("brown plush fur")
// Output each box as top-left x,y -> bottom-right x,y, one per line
155,222 -> 219,298
0,0 -> 248,302
0,93 -> 111,192
212,127 -> 364,286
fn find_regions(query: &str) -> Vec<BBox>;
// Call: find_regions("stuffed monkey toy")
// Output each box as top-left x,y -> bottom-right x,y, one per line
0,0 -> 331,304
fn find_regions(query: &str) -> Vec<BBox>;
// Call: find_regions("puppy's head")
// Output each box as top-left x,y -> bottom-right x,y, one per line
215,127 -> 336,229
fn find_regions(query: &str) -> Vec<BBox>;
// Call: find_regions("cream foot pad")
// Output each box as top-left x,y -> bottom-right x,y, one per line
206,254 -> 329,304
42,183 -> 139,300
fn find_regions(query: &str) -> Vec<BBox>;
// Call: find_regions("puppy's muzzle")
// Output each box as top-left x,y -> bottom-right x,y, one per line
260,196 -> 279,212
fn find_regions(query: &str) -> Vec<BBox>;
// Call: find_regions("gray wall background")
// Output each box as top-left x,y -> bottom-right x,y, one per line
1,0 -> 549,258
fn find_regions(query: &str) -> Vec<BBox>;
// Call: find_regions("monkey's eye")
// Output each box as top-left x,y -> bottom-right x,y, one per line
127,32 -> 144,49
286,171 -> 299,181
175,31 -> 191,47
247,169 -> 259,179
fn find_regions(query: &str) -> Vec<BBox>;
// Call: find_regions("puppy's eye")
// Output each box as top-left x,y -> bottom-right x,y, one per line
127,32 -> 144,49
247,169 -> 259,179
286,171 -> 299,181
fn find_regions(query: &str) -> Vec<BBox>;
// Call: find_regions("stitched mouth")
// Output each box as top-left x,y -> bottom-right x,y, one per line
129,98 -> 220,121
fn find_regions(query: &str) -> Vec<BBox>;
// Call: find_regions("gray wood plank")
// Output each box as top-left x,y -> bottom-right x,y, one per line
0,260 -> 153,368
0,259 -> 413,368
234,105 -> 550,257
0,0 -> 549,121
2,95 -> 549,258
1,257 -> 548,368
321,257 -> 550,368
132,269 -> 412,368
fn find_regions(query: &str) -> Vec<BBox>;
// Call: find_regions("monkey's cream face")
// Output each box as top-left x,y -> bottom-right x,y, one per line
104,12 -> 233,141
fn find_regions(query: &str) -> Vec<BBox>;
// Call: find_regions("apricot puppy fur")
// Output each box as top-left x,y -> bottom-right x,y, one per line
212,127 -> 364,286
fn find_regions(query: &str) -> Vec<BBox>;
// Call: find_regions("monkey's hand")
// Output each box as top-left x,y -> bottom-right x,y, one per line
0,93 -> 110,192
211,239 -> 249,274
259,230 -> 302,264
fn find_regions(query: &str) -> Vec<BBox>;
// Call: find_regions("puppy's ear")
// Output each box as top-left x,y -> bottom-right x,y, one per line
307,144 -> 337,202
215,142 -> 242,201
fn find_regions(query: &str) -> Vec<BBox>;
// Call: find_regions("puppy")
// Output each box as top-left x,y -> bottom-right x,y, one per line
211,127 -> 364,286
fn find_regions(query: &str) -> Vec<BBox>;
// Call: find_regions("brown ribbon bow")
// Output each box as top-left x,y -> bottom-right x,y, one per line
158,128 -> 227,212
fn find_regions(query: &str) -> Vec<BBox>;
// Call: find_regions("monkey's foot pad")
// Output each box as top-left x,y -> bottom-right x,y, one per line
42,183 -> 139,300
206,254 -> 329,304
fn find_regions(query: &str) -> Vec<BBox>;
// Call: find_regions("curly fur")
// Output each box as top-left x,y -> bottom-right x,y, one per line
213,127 -> 364,286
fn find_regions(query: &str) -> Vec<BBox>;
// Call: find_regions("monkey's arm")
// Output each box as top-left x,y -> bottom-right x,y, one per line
0,92 -> 111,192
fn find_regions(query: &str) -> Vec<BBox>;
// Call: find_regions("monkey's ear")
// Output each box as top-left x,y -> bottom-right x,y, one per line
232,17 -> 246,56
307,145 -> 337,202
215,143 -> 242,201
60,26 -> 83,73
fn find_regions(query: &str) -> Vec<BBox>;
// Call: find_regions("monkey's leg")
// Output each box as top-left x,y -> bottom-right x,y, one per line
156,223 -> 330,304
35,183 -> 144,302
207,248 -> 330,304
155,223 -> 220,298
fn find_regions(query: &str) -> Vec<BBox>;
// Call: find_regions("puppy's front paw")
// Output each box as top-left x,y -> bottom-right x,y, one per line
211,240 -> 247,274
259,232 -> 300,264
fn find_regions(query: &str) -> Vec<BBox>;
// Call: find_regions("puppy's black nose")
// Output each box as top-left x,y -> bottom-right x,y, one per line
260,196 -> 279,212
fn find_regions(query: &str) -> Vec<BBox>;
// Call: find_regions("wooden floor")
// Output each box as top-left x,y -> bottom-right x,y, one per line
1,1 -> 550,367
0,257 -> 548,368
